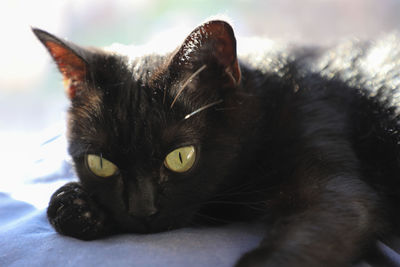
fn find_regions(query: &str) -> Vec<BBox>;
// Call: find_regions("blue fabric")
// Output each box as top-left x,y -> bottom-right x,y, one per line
2,193 -> 400,267
0,193 -> 264,267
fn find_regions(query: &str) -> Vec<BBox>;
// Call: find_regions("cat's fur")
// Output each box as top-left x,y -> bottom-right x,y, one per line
33,20 -> 400,266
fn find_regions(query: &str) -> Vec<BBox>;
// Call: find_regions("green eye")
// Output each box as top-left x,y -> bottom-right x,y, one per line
164,146 -> 196,173
86,154 -> 119,178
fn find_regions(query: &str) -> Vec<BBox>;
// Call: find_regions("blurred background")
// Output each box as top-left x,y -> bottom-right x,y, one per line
1,0 -> 400,207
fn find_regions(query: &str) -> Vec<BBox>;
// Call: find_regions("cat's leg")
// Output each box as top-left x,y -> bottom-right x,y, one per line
236,175 -> 382,267
47,182 -> 114,240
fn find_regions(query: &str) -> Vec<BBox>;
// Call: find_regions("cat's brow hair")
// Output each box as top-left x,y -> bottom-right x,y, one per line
170,64 -> 207,108
184,99 -> 223,120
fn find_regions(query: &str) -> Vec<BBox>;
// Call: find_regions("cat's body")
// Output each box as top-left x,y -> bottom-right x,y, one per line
33,21 -> 400,266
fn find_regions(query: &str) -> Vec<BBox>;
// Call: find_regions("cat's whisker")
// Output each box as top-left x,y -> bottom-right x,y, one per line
214,181 -> 273,195
213,190 -> 271,198
203,200 -> 267,212
170,64 -> 207,108
215,107 -> 238,111
193,212 -> 234,224
109,81 -> 126,87
184,99 -> 224,120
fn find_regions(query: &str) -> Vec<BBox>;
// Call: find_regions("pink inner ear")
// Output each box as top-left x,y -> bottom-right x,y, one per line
46,41 -> 86,99
204,22 -> 236,65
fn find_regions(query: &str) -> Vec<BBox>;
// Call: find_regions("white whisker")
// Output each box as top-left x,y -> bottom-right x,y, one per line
184,99 -> 223,120
170,64 -> 207,108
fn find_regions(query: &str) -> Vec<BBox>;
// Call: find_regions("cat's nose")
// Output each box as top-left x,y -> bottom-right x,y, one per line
127,176 -> 158,218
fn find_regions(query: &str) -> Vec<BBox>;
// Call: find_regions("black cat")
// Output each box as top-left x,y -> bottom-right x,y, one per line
33,20 -> 400,266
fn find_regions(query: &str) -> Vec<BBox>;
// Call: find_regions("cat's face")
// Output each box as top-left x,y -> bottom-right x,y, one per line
34,21 -> 242,233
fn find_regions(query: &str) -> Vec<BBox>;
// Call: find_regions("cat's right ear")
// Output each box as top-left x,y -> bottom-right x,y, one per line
32,28 -> 88,99
169,20 -> 241,88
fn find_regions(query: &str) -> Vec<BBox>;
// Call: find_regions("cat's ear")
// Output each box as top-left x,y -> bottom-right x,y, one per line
172,20 -> 241,87
32,28 -> 88,99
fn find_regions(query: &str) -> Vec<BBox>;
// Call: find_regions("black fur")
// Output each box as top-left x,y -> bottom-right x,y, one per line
34,21 -> 400,266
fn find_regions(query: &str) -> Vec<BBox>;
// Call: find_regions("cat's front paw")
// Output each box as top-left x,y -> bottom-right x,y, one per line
47,182 -> 110,240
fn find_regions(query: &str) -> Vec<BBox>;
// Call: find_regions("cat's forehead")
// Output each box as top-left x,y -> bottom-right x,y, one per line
67,44 -> 220,160
71,66 -> 196,151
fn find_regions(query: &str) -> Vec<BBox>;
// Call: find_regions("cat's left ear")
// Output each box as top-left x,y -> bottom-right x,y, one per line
32,28 -> 89,99
171,20 -> 241,87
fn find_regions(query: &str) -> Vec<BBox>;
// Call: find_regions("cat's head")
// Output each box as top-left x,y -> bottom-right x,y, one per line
33,20 -> 242,233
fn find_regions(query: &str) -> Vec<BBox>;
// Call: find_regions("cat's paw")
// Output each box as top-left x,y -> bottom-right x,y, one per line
47,182 -> 110,240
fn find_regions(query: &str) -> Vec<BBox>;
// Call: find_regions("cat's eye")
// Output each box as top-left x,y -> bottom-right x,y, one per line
164,146 -> 196,173
86,154 -> 119,178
